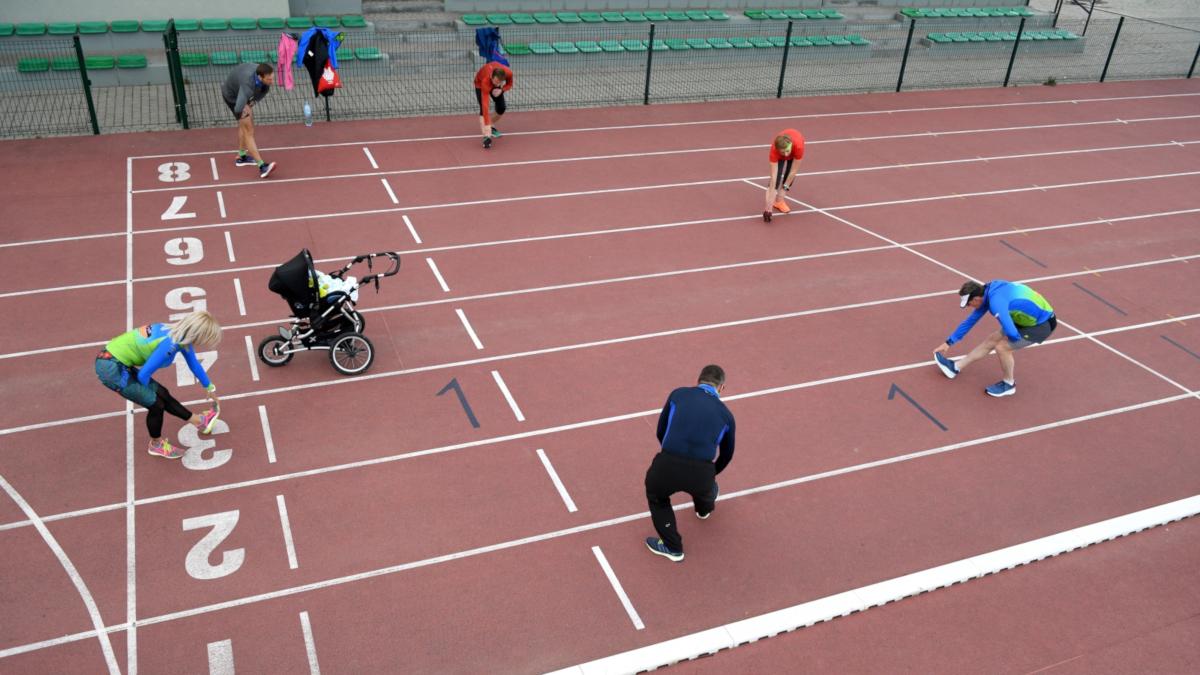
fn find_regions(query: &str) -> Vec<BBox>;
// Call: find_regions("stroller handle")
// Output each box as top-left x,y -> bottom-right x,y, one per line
338,252 -> 401,292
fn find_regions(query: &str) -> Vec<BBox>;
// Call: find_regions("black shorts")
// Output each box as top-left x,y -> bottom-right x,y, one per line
474,87 -> 506,117
225,98 -> 255,121
1011,315 -> 1057,350
774,158 -> 794,189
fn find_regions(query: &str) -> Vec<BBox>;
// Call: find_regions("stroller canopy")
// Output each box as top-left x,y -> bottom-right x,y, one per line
269,249 -> 318,315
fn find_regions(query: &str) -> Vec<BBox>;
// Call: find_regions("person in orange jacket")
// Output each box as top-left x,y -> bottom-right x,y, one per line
763,129 -> 805,222
475,62 -> 513,149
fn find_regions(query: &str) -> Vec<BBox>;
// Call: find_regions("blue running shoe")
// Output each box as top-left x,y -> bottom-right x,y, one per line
934,352 -> 959,379
234,155 -> 257,167
986,381 -> 1015,397
645,537 -> 684,562
490,127 -> 501,138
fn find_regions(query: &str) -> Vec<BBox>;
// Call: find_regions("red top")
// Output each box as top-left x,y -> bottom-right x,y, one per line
768,129 -> 805,162
474,63 -> 514,125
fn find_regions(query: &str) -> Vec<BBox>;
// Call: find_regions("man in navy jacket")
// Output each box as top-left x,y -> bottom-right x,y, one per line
644,365 -> 736,562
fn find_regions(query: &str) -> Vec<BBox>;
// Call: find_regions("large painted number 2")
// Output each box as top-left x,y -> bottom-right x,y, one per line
182,510 -> 244,580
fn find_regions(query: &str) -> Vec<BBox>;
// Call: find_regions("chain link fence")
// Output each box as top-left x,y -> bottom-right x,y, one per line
2,14 -> 1198,139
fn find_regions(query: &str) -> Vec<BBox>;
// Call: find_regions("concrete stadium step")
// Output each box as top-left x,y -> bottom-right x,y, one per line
363,0 -> 447,14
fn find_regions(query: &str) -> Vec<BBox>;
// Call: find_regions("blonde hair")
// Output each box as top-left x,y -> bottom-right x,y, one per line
774,135 -> 793,152
170,311 -> 222,348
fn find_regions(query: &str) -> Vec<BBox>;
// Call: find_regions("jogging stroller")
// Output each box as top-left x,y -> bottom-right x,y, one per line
258,249 -> 400,375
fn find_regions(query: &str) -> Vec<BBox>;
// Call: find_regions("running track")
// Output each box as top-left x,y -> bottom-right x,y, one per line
1,78 -> 1198,673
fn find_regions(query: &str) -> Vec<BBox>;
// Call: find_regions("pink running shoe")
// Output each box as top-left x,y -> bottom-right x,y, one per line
148,439 -> 185,459
196,408 -> 221,434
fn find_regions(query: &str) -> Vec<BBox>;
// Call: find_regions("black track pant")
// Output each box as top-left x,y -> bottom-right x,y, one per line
644,451 -> 717,553
148,385 -> 192,438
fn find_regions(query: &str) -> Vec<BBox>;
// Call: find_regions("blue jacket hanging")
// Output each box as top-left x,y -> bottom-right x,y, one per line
297,27 -> 342,69
475,27 -> 509,66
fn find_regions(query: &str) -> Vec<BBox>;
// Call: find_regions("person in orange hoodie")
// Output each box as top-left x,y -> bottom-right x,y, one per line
475,61 -> 514,149
763,129 -> 805,222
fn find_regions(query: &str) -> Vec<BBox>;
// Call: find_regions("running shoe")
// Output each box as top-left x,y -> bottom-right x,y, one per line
491,127 -> 502,138
196,408 -> 221,434
148,439 -> 185,459
986,381 -> 1016,397
773,200 -> 791,213
259,161 -> 276,178
934,352 -> 959,379
482,136 -> 493,149
645,537 -> 684,562
234,156 -> 257,167
762,210 -> 773,223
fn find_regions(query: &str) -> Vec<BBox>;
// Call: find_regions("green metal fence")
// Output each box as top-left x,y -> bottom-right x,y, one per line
1,15 -> 1198,139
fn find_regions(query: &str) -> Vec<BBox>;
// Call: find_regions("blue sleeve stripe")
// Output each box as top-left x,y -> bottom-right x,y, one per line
660,401 -> 676,448
715,424 -> 728,448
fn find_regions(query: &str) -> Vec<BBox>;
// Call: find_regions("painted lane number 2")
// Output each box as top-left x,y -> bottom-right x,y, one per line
182,510 -> 245,580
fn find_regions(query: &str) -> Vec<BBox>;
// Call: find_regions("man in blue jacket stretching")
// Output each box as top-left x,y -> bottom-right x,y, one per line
645,365 -> 736,562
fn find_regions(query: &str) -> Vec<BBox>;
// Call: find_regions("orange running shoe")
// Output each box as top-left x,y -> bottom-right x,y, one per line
773,200 -> 791,213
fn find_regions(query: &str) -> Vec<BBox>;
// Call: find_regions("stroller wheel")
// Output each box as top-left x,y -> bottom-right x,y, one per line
258,335 -> 294,367
330,332 -> 374,375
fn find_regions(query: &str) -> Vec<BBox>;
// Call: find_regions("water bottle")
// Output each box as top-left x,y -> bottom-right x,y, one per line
303,102 -> 313,127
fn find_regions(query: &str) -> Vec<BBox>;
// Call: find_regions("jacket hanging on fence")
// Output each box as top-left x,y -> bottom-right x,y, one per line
297,27 -> 343,97
475,27 -> 509,66
277,33 -> 298,91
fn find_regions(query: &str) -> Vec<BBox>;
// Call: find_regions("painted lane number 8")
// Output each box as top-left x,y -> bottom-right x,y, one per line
158,161 -> 191,183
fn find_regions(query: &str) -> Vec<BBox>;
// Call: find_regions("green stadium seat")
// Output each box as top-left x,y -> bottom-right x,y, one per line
600,12 -> 625,22
663,39 -> 691,50
0,24 -> 13,37
963,32 -> 986,42
802,9 -> 824,19
644,11 -> 668,22
685,11 -> 710,21
576,40 -> 601,53
16,23 -> 47,36
462,14 -> 488,26
828,36 -> 850,46
665,11 -> 689,21
241,50 -> 269,63
552,41 -> 578,54
556,12 -> 581,23
1030,32 -> 1050,40
622,11 -> 646,22
790,36 -> 812,47
487,14 -> 512,25
201,19 -> 230,31
504,43 -> 532,55
822,10 -> 844,19
901,9 -> 921,18
533,13 -> 559,24
258,18 -> 286,29
286,17 -> 314,29
314,16 -> 340,28
808,35 -> 832,46
579,12 -> 603,23
764,10 -> 788,20
18,58 -> 49,72
180,53 -> 209,67
173,19 -> 200,32
708,37 -> 733,49
783,10 -> 808,20
598,40 -> 624,52
729,37 -> 753,49
749,37 -> 774,48
745,10 -> 767,20
118,54 -> 148,68
356,47 -> 383,60
847,35 -> 871,46
342,15 -> 367,28
768,36 -> 786,48
511,13 -> 536,25
707,11 -> 730,21
48,23 -> 78,35
686,38 -> 712,49
621,39 -> 647,51
926,33 -> 950,43
529,42 -> 554,55
227,18 -> 255,30
211,51 -> 238,66
648,39 -> 668,51
338,49 -> 355,61
1045,31 -> 1065,40
51,56 -> 79,71
140,20 -> 168,33
982,32 -> 1004,42
1058,30 -> 1080,40
86,55 -> 116,69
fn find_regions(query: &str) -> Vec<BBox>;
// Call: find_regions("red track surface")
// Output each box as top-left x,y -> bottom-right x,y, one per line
1,79 -> 1198,673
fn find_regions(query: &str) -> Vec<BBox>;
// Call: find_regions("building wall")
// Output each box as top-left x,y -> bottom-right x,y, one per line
3,0 -> 293,23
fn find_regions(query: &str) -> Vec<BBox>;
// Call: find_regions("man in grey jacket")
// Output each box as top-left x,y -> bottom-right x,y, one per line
221,62 -> 276,178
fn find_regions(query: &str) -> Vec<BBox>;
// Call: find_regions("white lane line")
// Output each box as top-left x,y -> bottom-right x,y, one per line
0,390 -> 1194,654
209,156 -> 219,181
0,475 -> 121,675
224,230 -> 236,262
492,370 -> 524,421
592,546 -> 645,631
126,92 -> 1200,159
362,146 -> 378,169
216,190 -> 227,219
207,639 -> 234,674
426,257 -> 450,292
259,405 -> 277,463
402,214 -> 422,244
537,448 -> 578,513
299,611 -> 321,675
124,155 -> 138,675
456,308 -> 484,350
381,178 -> 399,205
276,495 -> 299,570
245,335 -> 260,382
233,278 -> 246,316
553,495 -> 1200,674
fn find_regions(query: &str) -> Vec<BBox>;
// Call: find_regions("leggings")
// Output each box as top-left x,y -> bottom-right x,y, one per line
774,159 -> 794,189
148,385 -> 192,438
